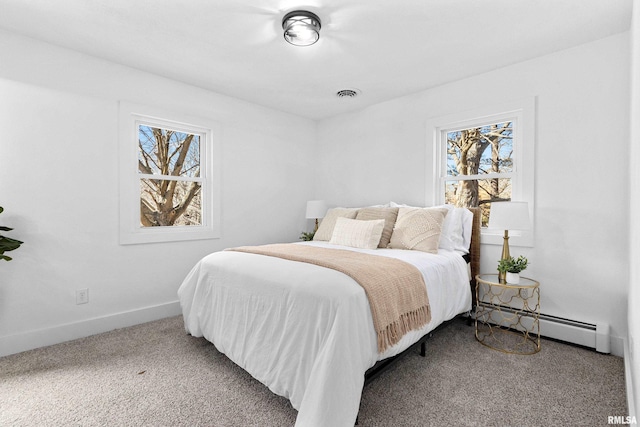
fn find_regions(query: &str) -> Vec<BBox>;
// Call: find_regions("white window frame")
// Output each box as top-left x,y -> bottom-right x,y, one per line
118,101 -> 221,245
427,97 -> 535,247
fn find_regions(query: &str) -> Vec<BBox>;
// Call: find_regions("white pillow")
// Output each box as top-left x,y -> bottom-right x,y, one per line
329,217 -> 385,250
458,207 -> 474,253
434,204 -> 456,251
428,205 -> 474,253
389,201 -> 417,208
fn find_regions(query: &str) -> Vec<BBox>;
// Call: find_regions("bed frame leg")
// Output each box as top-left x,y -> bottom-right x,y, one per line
420,341 -> 426,357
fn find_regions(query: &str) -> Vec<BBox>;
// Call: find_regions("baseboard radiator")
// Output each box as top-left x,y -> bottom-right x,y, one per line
537,312 -> 610,354
476,305 -> 611,354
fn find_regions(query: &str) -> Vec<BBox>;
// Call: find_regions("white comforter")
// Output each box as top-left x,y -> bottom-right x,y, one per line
178,241 -> 471,426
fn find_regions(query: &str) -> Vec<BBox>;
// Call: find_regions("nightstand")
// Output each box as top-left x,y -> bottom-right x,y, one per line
474,274 -> 541,354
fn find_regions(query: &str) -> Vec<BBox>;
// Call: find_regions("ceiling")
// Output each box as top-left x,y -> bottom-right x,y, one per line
0,0 -> 633,120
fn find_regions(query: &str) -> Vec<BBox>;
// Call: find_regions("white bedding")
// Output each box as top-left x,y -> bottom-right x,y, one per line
178,241 -> 471,427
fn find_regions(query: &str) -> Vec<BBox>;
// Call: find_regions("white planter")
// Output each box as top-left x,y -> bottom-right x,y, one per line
506,272 -> 520,285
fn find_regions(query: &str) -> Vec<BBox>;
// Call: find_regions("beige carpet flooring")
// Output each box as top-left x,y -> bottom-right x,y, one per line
0,316 -> 628,426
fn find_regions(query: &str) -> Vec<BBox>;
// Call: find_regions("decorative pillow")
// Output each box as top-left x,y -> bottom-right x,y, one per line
388,207 -> 449,253
355,207 -> 399,248
329,218 -> 386,250
313,208 -> 359,241
458,207 -> 474,253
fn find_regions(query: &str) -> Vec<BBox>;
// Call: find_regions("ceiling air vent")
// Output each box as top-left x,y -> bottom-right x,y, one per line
336,89 -> 360,98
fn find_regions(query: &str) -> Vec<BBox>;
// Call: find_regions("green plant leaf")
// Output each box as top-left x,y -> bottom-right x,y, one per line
497,255 -> 528,273
0,206 -> 23,262
0,236 -> 23,252
299,231 -> 315,241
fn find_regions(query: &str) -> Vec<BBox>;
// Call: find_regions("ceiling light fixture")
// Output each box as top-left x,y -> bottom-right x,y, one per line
282,10 -> 321,46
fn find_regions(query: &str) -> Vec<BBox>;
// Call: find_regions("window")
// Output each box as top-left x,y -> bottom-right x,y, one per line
119,102 -> 221,244
138,125 -> 202,227
444,121 -> 513,227
428,98 -> 535,246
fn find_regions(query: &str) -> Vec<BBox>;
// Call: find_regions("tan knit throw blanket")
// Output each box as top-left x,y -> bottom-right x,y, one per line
228,244 -> 430,353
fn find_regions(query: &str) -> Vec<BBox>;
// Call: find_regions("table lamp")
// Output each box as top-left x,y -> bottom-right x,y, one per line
488,201 -> 530,283
305,200 -> 327,232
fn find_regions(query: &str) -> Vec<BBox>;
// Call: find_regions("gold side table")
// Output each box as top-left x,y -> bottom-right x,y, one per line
475,274 -> 540,355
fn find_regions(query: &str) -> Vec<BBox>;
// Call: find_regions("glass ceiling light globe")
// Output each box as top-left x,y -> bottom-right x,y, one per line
282,10 -> 321,46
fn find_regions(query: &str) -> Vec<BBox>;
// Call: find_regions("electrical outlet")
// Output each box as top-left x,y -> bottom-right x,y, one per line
76,288 -> 89,305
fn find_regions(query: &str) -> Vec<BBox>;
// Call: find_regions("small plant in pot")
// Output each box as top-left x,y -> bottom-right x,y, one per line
299,231 -> 315,241
497,255 -> 529,284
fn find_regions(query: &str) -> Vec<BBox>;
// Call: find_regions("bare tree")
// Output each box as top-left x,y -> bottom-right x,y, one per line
446,122 -> 512,208
138,126 -> 201,227
445,122 -> 512,226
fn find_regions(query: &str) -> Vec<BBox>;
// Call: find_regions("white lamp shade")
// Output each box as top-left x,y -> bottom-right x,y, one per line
306,200 -> 327,219
488,201 -> 531,231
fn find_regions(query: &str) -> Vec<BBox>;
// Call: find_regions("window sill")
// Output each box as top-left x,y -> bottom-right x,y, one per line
119,226 -> 220,245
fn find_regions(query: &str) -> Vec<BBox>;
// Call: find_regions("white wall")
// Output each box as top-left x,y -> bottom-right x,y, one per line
317,33 -> 630,356
627,0 -> 640,417
0,30 -> 316,356
0,26 -> 632,364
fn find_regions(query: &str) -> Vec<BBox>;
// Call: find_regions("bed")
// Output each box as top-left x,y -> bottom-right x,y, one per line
178,204 -> 481,427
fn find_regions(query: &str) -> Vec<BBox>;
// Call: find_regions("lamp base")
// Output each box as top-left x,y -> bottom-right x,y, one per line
498,230 -> 510,284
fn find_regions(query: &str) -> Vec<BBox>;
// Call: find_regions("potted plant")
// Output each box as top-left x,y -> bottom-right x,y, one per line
0,206 -> 23,262
299,231 -> 315,241
497,255 -> 529,284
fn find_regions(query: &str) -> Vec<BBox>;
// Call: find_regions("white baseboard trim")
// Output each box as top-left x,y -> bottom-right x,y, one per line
0,300 -> 182,358
625,339 -> 637,418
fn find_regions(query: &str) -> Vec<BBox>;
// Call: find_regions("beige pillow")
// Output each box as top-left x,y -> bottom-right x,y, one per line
313,208 -> 359,241
329,218 -> 385,250
355,207 -> 399,248
388,207 -> 449,253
